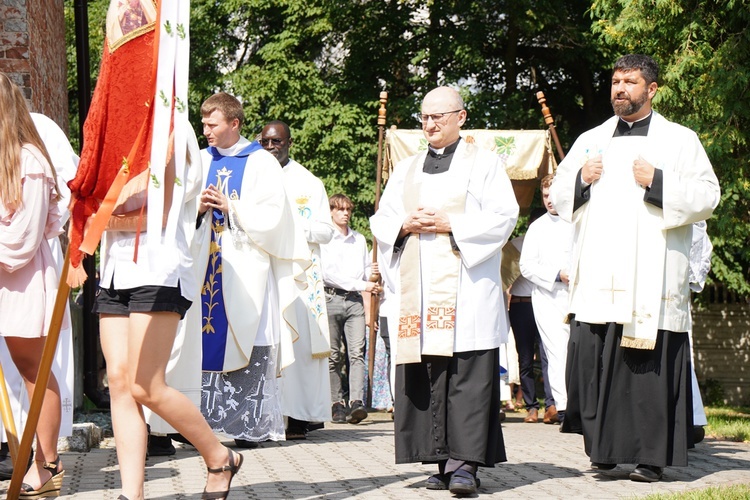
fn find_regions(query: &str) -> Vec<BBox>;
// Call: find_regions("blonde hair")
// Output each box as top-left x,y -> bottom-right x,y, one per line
0,73 -> 60,210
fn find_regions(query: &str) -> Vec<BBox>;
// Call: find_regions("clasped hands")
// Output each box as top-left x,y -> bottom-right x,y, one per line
199,184 -> 229,215
401,206 -> 451,235
581,154 -> 654,188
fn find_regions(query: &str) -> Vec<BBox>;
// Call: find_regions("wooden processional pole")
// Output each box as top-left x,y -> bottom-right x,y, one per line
7,249 -> 71,499
366,91 -> 388,408
536,91 -> 565,162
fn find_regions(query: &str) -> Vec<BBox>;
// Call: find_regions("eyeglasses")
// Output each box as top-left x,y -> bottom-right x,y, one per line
419,109 -> 463,124
259,138 -> 284,146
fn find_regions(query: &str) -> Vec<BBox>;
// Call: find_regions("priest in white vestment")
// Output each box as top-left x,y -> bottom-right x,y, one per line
260,121 -> 334,439
194,94 -> 308,445
550,54 -> 720,483
371,86 -> 518,495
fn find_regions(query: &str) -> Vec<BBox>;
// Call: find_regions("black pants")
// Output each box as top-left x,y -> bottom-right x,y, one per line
509,300 -> 553,410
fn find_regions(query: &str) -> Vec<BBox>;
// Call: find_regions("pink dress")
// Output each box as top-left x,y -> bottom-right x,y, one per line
0,144 -> 65,338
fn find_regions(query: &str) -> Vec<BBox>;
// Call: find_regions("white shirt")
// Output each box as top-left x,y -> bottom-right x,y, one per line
320,227 -> 371,291
99,127 -> 202,299
520,212 -> 574,293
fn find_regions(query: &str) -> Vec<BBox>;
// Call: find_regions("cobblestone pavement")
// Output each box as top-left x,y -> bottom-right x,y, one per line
2,412 -> 749,499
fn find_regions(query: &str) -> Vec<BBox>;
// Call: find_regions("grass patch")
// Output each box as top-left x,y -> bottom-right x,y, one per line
705,406 -> 750,442
641,484 -> 750,499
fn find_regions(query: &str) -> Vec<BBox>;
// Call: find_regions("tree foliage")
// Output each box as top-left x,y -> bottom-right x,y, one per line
590,0 -> 750,295
65,0 -> 749,293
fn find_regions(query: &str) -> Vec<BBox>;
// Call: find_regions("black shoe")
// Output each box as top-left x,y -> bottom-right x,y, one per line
591,462 -> 616,471
147,434 -> 176,456
693,425 -> 705,444
0,448 -> 33,480
498,409 -> 507,422
286,417 -> 309,439
629,464 -> 663,482
234,439 -> 259,449
332,402 -> 347,423
448,469 -> 479,495
425,473 -> 449,490
308,422 -> 325,432
348,400 -> 368,424
285,426 -> 308,440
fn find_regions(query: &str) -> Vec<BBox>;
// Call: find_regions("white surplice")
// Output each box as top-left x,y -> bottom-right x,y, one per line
371,141 -> 519,354
278,159 -> 335,423
550,112 -> 720,344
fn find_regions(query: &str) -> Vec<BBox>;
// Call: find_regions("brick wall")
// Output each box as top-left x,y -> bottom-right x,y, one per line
0,0 -> 68,130
693,303 -> 750,406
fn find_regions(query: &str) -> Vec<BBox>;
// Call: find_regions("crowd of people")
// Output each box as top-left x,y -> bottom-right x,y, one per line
0,52 -> 719,499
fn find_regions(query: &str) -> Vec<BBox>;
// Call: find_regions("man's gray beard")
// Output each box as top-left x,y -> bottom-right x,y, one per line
611,93 -> 648,117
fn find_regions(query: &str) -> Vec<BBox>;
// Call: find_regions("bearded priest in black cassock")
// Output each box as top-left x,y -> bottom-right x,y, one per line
550,54 -> 720,483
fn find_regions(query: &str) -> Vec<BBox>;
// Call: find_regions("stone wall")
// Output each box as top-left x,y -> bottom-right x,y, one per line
693,303 -> 750,406
0,0 -> 68,129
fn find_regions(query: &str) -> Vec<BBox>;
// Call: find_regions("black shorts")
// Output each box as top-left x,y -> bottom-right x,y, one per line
93,283 -> 192,320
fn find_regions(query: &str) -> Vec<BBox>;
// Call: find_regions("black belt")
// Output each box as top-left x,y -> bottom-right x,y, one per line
325,286 -> 357,297
510,296 -> 532,303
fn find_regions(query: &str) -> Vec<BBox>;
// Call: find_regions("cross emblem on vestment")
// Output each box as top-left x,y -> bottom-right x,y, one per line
600,276 -> 627,304
248,374 -> 268,421
398,314 -> 421,339
632,307 -> 653,325
662,289 -> 679,306
425,306 -> 456,330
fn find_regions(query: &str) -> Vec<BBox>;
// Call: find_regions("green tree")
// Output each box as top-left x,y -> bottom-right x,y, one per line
590,0 -> 750,295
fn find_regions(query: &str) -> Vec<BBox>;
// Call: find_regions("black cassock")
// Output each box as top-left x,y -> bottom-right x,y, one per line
394,348 -> 506,467
562,319 -> 694,467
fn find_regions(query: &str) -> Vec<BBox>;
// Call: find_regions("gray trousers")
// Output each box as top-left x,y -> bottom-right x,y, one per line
327,292 -> 366,403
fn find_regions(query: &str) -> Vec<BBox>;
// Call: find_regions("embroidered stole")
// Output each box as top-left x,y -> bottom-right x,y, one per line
291,194 -> 331,358
201,142 -> 263,370
571,132 -> 664,349
396,146 -> 475,364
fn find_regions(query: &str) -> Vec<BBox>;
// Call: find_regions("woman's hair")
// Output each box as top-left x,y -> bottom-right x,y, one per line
0,73 -> 60,210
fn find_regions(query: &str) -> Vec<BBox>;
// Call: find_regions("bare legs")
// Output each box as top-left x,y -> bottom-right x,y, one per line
100,312 -> 238,500
4,336 -> 62,489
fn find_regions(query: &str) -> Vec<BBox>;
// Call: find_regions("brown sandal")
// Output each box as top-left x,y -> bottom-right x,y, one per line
19,456 -> 64,499
202,449 -> 243,499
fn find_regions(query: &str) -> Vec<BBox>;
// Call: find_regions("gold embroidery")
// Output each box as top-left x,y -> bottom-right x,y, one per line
600,275 -> 627,304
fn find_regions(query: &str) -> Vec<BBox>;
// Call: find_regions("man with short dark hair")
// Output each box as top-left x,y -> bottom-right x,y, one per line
551,54 -> 720,482
261,120 -> 335,439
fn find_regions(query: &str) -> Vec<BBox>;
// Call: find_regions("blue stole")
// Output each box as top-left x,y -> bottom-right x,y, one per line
201,141 -> 263,371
